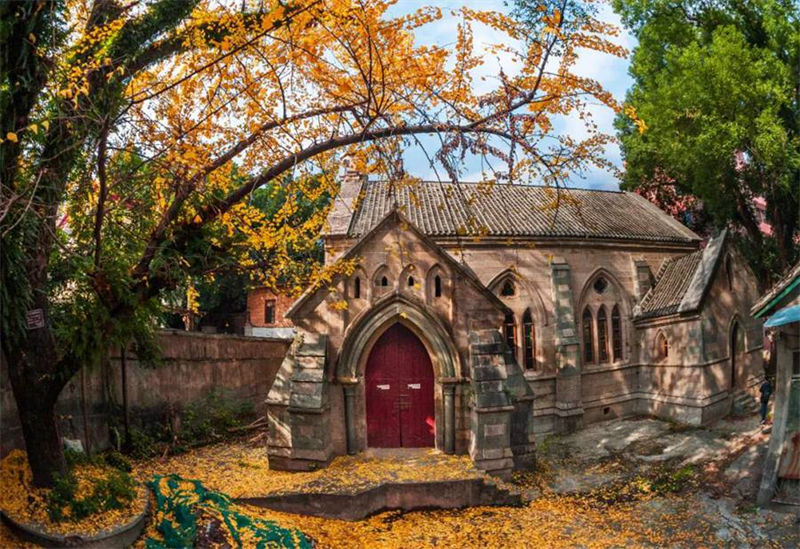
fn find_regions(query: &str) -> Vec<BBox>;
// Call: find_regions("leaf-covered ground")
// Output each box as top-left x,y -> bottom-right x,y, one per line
0,450 -> 148,542
2,416 -> 798,547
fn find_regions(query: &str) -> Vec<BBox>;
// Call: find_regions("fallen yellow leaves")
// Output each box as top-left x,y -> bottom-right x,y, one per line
134,443 -> 481,498
0,450 -> 147,539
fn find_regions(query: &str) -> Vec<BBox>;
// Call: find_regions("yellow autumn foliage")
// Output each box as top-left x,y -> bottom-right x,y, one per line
0,450 -> 147,538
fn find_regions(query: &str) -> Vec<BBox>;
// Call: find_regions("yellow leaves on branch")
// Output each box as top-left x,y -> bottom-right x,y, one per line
50,0 -> 628,295
624,104 -> 648,134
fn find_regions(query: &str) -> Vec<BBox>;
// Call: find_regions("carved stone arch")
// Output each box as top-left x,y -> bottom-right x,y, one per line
425,263 -> 448,303
576,267 -> 633,316
487,268 -> 549,326
336,293 -> 460,454
337,293 -> 460,382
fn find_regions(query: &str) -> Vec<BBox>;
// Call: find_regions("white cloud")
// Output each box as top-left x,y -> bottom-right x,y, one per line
387,0 -> 634,190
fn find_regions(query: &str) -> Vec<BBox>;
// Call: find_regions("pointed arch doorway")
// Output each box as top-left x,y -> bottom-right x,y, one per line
365,323 -> 435,447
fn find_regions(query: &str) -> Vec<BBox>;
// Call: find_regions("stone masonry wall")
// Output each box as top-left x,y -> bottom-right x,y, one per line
0,330 -> 289,456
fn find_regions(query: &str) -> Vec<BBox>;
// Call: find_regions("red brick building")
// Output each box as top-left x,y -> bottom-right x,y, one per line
245,288 -> 295,338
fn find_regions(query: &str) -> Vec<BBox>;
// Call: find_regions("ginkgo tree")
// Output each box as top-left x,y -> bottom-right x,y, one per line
1,0 -> 629,486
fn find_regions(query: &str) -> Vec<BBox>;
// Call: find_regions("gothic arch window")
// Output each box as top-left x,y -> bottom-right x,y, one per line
656,332 -> 669,360
373,265 -> 391,296
408,276 -> 415,287
426,265 -> 447,303
354,276 -> 361,299
597,306 -> 609,363
523,308 -> 536,370
580,269 -> 627,367
501,279 -> 516,296
503,311 -> 517,355
611,305 -> 622,361
582,307 -> 594,364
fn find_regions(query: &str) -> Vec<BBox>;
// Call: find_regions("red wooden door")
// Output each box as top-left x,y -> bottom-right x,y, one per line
365,323 -> 435,447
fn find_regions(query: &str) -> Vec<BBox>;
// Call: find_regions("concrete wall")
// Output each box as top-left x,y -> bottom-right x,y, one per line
1,330 -> 290,456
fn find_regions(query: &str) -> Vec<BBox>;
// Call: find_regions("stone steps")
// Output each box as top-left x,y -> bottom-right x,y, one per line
730,391 -> 759,417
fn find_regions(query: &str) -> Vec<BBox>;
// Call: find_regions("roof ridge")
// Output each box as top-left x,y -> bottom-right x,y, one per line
365,178 -> 627,194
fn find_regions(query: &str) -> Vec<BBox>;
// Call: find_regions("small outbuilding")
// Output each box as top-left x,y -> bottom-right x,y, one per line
754,262 -> 800,506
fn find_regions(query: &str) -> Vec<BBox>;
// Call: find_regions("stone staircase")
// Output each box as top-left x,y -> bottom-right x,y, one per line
730,391 -> 759,417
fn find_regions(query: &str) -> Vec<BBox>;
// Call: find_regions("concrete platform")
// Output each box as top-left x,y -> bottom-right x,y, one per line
236,448 -> 521,520
238,477 -> 522,520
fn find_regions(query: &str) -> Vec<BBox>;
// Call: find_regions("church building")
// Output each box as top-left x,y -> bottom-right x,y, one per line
265,164 -> 764,478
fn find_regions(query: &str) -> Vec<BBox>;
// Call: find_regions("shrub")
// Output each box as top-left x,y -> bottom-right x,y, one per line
46,468 -> 137,522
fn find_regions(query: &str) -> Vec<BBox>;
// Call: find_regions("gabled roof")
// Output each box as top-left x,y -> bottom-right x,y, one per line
637,230 -> 727,320
344,180 -> 701,244
287,208 -> 510,319
752,261 -> 800,318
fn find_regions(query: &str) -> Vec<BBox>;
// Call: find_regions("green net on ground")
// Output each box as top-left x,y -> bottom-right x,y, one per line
146,474 -> 313,548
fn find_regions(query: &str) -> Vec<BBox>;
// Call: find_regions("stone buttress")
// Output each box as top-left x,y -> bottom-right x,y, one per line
266,333 -> 332,470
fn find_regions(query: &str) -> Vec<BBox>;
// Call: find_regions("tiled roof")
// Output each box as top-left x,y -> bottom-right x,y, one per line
636,230 -> 728,319
752,261 -> 800,316
637,251 -> 704,318
346,181 -> 700,243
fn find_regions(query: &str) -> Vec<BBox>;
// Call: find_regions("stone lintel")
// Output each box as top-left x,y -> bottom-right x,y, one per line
473,405 -> 515,413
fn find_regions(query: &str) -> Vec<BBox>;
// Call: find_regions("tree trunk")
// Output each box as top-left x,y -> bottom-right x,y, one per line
14,389 -> 66,487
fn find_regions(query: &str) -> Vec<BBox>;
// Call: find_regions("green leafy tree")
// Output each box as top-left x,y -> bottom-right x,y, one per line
614,0 -> 800,282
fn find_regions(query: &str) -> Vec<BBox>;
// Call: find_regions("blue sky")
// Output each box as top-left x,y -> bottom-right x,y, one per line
385,0 -> 635,190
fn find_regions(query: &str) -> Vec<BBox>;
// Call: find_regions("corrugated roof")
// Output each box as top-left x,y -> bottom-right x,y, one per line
637,251 -> 704,318
346,181 -> 701,243
752,261 -> 800,316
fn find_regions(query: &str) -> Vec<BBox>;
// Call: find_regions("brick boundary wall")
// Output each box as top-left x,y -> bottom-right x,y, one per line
0,330 -> 291,456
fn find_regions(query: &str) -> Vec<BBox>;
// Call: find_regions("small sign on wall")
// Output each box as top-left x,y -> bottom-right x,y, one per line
26,309 -> 45,330
407,383 -> 421,389
377,384 -> 390,390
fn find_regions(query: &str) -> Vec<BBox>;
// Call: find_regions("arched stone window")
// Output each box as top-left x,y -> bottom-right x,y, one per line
373,265 -> 391,297
656,332 -> 669,360
582,307 -> 594,364
611,305 -> 622,361
503,311 -> 516,355
426,265 -> 447,303
523,309 -> 536,370
407,276 -> 415,287
579,270 -> 627,367
501,279 -> 516,296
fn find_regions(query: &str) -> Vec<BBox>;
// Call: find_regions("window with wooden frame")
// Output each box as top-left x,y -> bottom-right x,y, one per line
611,305 -> 622,361
597,306 -> 609,363
582,307 -> 594,364
264,299 -> 276,325
503,312 -> 516,355
523,309 -> 535,370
